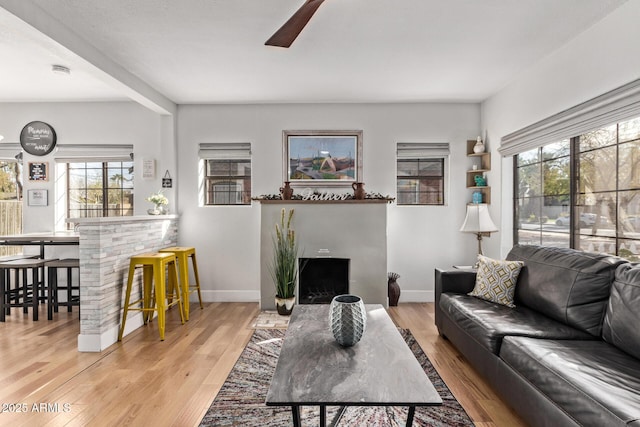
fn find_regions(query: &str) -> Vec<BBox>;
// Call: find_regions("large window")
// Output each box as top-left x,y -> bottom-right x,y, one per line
515,117 -> 640,261
67,161 -> 134,218
396,143 -> 449,206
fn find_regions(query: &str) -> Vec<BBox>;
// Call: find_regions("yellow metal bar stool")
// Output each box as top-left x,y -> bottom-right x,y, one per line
118,252 -> 184,341
159,247 -> 203,321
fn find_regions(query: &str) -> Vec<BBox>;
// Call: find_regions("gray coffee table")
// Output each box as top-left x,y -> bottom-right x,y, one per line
265,304 -> 442,426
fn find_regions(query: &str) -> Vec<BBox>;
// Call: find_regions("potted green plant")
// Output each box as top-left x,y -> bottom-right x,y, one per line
269,208 -> 300,315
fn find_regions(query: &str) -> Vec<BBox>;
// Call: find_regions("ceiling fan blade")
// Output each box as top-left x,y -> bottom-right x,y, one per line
265,0 -> 326,48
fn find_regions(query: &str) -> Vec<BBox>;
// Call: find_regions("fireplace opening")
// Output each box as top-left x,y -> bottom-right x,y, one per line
298,258 -> 349,304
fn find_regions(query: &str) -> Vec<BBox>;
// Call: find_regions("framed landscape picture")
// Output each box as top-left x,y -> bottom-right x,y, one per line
283,130 -> 363,186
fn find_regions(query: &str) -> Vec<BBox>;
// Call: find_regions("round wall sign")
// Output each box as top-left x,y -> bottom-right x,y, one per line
20,121 -> 57,156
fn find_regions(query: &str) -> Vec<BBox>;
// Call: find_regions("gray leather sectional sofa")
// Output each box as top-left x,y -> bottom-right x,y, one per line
435,244 -> 640,426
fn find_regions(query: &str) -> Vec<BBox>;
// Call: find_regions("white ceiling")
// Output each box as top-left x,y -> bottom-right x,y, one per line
0,0 -> 629,106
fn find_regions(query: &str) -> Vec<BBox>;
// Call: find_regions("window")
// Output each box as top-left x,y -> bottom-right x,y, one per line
0,157 -> 23,256
67,161 -> 134,218
515,140 -> 571,248
396,143 -> 449,205
199,143 -> 251,206
514,116 -> 640,261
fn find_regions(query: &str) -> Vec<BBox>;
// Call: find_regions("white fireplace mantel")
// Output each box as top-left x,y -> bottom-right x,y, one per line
259,201 -> 388,309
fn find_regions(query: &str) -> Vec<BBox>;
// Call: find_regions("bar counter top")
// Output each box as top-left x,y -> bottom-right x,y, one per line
67,214 -> 178,226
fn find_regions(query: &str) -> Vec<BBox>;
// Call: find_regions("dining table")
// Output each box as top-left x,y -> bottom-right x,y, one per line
0,231 -> 80,258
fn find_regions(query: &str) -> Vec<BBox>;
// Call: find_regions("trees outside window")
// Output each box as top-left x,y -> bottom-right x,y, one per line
515,117 -> 640,261
0,160 -> 23,256
67,162 -> 134,218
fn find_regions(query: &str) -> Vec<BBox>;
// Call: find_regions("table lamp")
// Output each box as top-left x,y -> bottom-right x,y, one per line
460,204 -> 498,259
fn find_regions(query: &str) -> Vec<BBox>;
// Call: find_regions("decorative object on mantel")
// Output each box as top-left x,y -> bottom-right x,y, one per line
329,294 -> 367,347
269,208 -> 301,315
253,189 -> 394,203
460,204 -> 498,266
388,272 -> 401,306
352,182 -> 365,200
473,136 -> 485,154
279,181 -> 293,200
146,190 -> 168,215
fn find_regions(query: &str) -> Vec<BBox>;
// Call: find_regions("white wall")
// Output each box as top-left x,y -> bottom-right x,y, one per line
177,103 -> 480,303
0,101 -> 175,234
481,0 -> 640,257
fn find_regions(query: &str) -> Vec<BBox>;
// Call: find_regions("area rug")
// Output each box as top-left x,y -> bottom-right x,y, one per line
249,311 -> 290,329
200,329 -> 474,426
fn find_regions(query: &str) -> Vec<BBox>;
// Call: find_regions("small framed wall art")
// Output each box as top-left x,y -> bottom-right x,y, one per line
28,162 -> 48,181
27,189 -> 48,206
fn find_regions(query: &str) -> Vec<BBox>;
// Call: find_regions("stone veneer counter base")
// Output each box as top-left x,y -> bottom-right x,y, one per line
69,215 -> 178,352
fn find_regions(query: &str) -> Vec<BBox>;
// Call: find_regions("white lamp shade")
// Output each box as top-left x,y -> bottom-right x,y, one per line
460,204 -> 498,233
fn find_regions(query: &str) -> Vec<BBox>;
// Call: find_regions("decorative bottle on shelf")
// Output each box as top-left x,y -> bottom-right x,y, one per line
473,136 -> 485,154
472,190 -> 483,204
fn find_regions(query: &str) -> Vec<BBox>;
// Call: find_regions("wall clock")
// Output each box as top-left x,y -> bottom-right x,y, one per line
20,121 -> 57,156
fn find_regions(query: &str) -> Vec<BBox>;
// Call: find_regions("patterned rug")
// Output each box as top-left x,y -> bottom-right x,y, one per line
200,329 -> 474,426
249,311 -> 290,329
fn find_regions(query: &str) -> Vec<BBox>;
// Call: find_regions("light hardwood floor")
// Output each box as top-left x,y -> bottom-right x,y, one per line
0,302 -> 525,427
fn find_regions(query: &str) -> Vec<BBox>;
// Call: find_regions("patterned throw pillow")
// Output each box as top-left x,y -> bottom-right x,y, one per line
468,255 -> 524,308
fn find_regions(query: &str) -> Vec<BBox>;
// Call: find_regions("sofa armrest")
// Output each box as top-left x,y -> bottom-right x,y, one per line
435,268 -> 477,296
434,268 -> 477,334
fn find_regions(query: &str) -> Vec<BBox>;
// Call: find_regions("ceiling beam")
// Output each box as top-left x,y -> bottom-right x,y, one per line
0,0 -> 176,115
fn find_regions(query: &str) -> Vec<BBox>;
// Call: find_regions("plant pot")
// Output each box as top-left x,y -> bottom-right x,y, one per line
275,296 -> 295,315
329,294 -> 367,347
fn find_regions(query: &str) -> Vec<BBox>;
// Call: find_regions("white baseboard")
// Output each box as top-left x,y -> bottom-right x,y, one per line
196,290 -> 430,303
200,290 -> 260,302
78,313 -> 144,352
397,290 -> 434,303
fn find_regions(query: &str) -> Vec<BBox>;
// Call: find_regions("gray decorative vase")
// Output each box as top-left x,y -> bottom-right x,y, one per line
329,295 -> 367,347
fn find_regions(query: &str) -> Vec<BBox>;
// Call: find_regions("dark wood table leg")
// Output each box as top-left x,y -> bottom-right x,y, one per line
0,268 -> 5,322
406,406 -> 416,426
33,267 -> 39,321
48,266 -> 54,320
291,405 -> 301,427
320,405 -> 326,426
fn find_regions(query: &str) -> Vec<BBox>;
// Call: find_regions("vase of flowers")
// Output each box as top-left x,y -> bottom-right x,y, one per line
146,190 -> 168,215
269,208 -> 301,315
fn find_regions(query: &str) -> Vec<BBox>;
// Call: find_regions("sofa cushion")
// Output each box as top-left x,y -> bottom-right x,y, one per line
506,244 -> 626,336
468,255 -> 524,308
603,263 -> 640,360
500,336 -> 640,427
439,293 -> 592,354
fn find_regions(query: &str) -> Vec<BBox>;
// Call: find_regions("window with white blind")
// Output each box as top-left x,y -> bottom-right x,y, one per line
199,143 -> 252,206
513,117 -> 640,261
396,143 -> 449,205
